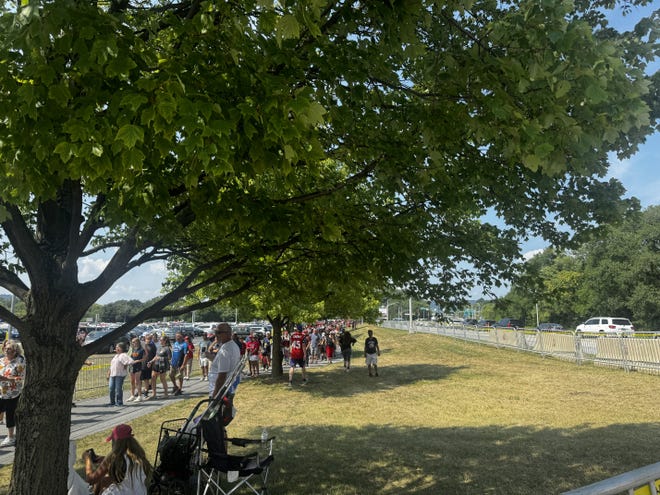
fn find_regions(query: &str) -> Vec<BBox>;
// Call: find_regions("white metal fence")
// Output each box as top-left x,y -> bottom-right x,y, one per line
382,320 -> 660,494
382,320 -> 660,376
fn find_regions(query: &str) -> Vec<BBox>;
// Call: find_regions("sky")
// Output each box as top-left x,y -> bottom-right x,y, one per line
75,5 -> 660,303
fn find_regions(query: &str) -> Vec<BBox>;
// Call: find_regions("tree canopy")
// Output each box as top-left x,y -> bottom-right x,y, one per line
497,206 -> 660,330
0,0 -> 656,493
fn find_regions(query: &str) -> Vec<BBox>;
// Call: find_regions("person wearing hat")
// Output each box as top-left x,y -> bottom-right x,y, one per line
83,423 -> 152,495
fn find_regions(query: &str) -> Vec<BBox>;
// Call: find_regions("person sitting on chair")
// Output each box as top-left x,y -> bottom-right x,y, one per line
83,423 -> 152,495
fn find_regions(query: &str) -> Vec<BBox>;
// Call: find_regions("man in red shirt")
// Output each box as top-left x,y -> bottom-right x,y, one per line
288,324 -> 308,387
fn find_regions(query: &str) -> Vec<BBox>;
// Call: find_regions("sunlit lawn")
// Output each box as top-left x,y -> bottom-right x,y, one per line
2,325 -> 660,494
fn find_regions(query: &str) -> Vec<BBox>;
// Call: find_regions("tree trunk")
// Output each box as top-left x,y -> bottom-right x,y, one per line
10,319 -> 82,495
267,316 -> 285,378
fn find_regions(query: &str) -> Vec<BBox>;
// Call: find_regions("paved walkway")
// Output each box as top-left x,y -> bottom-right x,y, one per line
0,377 -> 211,468
0,357 -> 339,468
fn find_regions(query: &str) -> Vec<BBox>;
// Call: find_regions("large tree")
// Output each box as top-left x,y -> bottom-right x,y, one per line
0,0 -> 655,493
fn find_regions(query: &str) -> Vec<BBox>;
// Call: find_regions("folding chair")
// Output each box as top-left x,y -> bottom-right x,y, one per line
196,416 -> 274,495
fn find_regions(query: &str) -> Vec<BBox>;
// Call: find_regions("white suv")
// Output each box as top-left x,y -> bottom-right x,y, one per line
576,317 -> 634,334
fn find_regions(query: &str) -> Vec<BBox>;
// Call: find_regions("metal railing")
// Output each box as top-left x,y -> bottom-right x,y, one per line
74,354 -> 115,401
560,461 -> 660,495
382,321 -> 660,376
382,320 -> 660,494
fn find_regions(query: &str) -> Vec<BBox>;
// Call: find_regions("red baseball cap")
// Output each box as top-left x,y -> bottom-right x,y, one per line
106,424 -> 133,442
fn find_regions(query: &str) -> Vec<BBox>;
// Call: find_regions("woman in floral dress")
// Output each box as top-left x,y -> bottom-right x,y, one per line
0,340 -> 26,447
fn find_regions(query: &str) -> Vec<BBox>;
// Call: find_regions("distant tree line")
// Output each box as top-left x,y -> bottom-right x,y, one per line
488,206 -> 659,331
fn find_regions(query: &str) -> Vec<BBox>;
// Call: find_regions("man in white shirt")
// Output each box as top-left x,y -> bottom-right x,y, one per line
208,323 -> 241,399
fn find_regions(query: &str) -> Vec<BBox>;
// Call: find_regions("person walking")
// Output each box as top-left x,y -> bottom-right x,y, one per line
288,324 -> 308,387
169,332 -> 188,396
147,336 -> 171,400
183,335 -> 195,380
339,329 -> 357,372
245,332 -> 261,377
107,342 -> 134,407
198,333 -> 211,381
364,329 -> 381,377
127,337 -> 146,402
0,340 -> 25,447
140,333 -> 157,398
83,423 -> 152,495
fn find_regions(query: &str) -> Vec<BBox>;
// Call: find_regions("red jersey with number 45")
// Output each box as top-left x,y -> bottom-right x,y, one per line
290,331 -> 306,360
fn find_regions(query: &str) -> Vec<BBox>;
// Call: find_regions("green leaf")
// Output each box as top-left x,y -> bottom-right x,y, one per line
121,147 -> 145,169
48,83 -> 72,107
54,142 -> 74,163
555,80 -> 571,98
276,15 -> 300,46
115,125 -> 144,148
120,93 -> 149,112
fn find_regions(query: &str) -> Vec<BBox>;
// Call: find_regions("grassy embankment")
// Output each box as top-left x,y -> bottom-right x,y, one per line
2,325 -> 660,494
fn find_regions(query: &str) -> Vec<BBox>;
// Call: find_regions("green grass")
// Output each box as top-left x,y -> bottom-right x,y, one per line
5,325 -> 660,494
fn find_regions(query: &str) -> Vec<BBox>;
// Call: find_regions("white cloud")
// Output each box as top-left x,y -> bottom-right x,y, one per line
522,248 -> 545,261
78,257 -> 109,281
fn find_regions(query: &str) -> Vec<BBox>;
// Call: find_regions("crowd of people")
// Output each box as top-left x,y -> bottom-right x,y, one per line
69,320 -> 379,494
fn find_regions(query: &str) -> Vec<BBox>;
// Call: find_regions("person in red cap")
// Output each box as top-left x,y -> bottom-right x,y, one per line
83,423 -> 152,495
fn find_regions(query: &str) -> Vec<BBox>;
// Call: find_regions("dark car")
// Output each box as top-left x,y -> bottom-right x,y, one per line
495,318 -> 524,329
477,319 -> 496,328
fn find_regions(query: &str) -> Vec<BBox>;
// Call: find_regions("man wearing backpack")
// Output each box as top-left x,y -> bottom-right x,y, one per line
364,329 -> 381,377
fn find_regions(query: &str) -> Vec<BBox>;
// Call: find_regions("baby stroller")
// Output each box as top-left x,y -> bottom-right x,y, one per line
149,398 -> 207,495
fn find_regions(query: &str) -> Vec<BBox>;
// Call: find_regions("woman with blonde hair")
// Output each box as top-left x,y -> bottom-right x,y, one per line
83,423 -> 152,495
0,339 -> 25,447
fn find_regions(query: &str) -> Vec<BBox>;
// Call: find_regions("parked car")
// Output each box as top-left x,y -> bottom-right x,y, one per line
494,318 -> 523,329
83,328 -> 126,353
537,323 -> 565,332
477,319 -> 496,328
576,317 -> 634,334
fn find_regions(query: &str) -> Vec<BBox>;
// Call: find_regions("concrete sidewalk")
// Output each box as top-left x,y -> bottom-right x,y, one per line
0,377 -> 211,468
0,355 -> 340,468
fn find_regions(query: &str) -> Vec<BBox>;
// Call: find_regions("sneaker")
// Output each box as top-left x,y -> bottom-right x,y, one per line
126,395 -> 135,402
0,437 -> 15,447
287,382 -> 292,388
184,376 -> 189,381
199,376 -> 205,381
174,389 -> 183,396
301,379 -> 308,386
136,395 -> 143,402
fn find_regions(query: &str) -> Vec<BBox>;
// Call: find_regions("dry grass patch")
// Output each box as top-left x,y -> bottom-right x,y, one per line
2,325 -> 660,494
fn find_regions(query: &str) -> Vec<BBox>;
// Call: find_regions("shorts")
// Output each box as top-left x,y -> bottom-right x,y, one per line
365,353 -> 378,366
153,361 -> 169,374
342,348 -> 352,359
249,355 -> 259,362
199,357 -> 209,368
140,368 -> 153,381
289,358 -> 305,368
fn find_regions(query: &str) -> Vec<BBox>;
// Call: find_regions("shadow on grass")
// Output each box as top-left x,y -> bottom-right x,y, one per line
260,363 -> 468,398
257,422 -> 660,495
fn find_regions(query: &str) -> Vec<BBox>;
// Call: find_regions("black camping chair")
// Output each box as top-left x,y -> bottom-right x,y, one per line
196,416 -> 274,495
